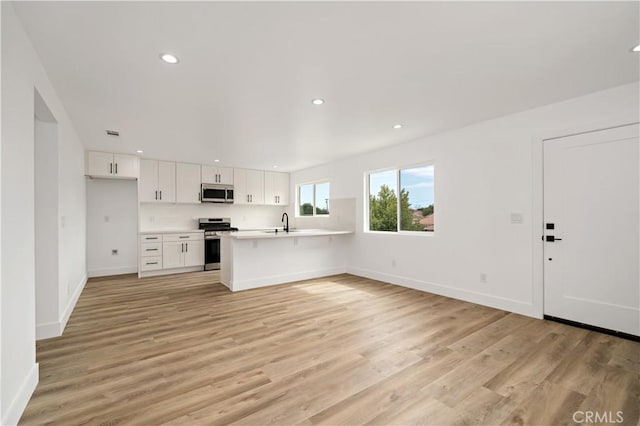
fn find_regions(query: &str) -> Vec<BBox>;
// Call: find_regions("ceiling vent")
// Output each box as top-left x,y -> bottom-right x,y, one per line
106,129 -> 120,137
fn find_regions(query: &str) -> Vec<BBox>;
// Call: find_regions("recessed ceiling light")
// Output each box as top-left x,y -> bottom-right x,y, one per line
214,159 -> 220,163
393,124 -> 403,129
136,150 -> 143,153
633,44 -> 640,52
160,53 -> 179,64
272,165 -> 278,169
311,98 -> 324,105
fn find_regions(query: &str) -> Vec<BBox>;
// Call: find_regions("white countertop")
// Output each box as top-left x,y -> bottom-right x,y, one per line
139,229 -> 204,235
221,229 -> 353,240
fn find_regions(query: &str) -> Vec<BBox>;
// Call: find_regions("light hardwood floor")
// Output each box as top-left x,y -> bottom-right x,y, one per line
20,272 -> 639,425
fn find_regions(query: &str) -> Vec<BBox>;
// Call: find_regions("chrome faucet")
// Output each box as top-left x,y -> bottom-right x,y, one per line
281,212 -> 289,233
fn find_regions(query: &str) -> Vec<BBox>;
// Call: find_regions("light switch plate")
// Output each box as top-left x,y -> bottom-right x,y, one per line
510,212 -> 523,224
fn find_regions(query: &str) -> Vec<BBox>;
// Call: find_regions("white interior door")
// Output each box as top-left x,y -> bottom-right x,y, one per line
543,123 -> 639,336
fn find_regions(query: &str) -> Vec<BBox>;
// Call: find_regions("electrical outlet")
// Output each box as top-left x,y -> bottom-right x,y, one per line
112,249 -> 118,255
480,273 -> 487,283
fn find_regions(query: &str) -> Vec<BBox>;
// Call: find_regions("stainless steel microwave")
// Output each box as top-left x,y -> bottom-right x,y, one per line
201,184 -> 234,203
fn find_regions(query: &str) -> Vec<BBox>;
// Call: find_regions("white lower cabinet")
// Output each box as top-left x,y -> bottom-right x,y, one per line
139,232 -> 204,276
162,241 -> 184,269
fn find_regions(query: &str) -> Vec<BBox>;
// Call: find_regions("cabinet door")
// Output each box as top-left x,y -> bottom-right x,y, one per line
263,171 -> 277,205
233,169 -> 248,204
113,154 -> 139,179
201,165 -> 218,184
176,163 -> 201,203
162,241 -> 184,269
246,169 -> 264,204
218,167 -> 234,185
139,159 -> 159,202
184,240 -> 204,267
275,172 -> 290,205
86,151 -> 114,177
157,161 -> 176,202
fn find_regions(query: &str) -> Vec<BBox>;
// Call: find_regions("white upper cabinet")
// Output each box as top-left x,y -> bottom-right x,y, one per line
201,165 -> 234,185
86,151 -> 139,179
234,168 -> 264,204
139,159 -> 176,203
176,163 -> 201,204
264,171 -> 290,205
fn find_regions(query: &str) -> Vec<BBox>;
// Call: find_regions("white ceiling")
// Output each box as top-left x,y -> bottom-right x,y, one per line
13,1 -> 640,172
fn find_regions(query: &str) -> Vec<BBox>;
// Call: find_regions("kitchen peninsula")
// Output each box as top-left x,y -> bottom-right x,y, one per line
220,229 -> 353,291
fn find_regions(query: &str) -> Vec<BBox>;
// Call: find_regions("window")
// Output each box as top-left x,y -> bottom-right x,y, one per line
368,165 -> 434,232
297,181 -> 330,216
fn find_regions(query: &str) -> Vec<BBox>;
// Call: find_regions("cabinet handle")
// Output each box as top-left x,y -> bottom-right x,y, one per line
179,236 -> 189,239
247,194 -> 249,202
155,190 -> 158,200
115,163 -> 118,174
146,262 -> 158,265
145,248 -> 158,251
186,243 -> 188,253
160,191 -> 162,200
181,243 -> 184,252
146,237 -> 158,240
110,163 -> 113,174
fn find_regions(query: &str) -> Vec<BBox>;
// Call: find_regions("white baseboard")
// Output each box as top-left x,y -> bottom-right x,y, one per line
36,321 -> 61,340
60,274 -> 88,333
36,274 -> 87,341
347,266 -> 535,317
87,265 -> 137,278
2,362 -> 39,426
231,266 -> 348,292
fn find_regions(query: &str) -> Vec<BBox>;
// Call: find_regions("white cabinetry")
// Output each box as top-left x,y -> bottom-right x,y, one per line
139,232 -> 204,277
139,234 -> 163,272
202,165 -> 234,185
234,168 -> 264,204
86,151 -> 139,179
176,163 -> 201,203
139,159 -> 176,203
264,171 -> 289,205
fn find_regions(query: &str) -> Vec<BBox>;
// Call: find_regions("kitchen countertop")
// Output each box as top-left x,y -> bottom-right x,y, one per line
220,229 -> 353,240
139,229 -> 204,235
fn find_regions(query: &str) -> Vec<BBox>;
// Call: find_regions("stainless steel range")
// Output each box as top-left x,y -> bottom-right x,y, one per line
198,218 -> 238,270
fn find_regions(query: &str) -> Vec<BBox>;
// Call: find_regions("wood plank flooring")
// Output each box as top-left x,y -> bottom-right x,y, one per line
20,272 -> 639,425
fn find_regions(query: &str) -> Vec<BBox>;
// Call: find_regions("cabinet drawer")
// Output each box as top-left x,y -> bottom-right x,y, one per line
163,232 -> 203,242
140,234 -> 162,242
140,256 -> 162,271
140,242 -> 162,257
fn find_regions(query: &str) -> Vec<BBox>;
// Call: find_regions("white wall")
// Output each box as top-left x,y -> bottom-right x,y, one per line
34,118 -> 59,335
290,82 -> 640,318
139,203 -> 287,232
86,179 -> 138,278
1,3 -> 87,424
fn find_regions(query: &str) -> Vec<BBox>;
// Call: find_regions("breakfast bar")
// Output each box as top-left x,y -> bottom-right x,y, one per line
219,229 -> 353,291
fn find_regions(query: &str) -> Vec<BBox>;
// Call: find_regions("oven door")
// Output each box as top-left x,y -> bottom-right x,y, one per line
204,237 -> 221,270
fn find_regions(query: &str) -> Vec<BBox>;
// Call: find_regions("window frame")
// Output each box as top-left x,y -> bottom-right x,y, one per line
296,180 -> 331,217
365,162 -> 435,235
